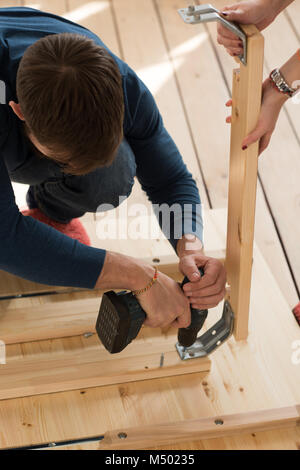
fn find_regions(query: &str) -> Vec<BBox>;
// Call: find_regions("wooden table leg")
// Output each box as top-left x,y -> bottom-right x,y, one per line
225,25 -> 264,340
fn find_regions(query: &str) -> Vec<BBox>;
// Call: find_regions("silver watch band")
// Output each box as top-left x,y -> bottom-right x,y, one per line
270,68 -> 298,98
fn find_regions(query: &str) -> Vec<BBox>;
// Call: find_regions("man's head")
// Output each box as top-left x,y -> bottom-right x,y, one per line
11,33 -> 124,175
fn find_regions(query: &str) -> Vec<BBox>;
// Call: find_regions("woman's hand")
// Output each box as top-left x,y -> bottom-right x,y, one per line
217,0 -> 283,56
226,78 -> 288,154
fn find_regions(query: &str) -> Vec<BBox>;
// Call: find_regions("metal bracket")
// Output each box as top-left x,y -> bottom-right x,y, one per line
176,300 -> 234,360
178,4 -> 247,65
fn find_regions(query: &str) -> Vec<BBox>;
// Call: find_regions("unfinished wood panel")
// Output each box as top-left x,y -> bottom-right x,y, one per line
98,405 -> 300,449
0,324 -> 210,400
53,425 -> 300,450
151,426 -> 300,450
49,426 -> 300,449
226,26 -> 264,340
0,209 -> 299,449
16,405 -> 300,450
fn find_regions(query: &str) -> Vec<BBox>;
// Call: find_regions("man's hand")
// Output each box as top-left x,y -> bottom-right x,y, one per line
136,271 -> 191,329
176,234 -> 226,309
179,253 -> 226,309
96,250 -> 192,329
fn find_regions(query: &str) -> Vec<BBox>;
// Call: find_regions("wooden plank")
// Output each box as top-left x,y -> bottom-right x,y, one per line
225,26 -> 264,340
97,405 -> 300,449
0,326 -> 211,400
46,425 -> 300,450
10,405 -> 300,450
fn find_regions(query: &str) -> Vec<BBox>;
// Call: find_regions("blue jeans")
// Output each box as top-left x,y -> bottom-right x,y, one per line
9,139 -> 137,223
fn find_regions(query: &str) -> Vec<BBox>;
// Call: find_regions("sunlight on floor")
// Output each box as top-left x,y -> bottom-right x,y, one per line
170,32 -> 208,58
24,4 -> 41,9
63,1 -> 109,22
137,33 -> 208,95
137,58 -> 183,95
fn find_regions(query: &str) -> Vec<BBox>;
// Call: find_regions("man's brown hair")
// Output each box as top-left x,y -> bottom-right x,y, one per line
16,33 -> 124,175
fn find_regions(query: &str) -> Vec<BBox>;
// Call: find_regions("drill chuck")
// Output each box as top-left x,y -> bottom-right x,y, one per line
177,268 -> 208,347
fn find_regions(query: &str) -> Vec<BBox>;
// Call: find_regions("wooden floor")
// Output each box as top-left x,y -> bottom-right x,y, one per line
0,0 -> 300,450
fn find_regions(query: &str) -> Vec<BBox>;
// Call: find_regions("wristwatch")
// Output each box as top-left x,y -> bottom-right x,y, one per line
269,68 -> 299,98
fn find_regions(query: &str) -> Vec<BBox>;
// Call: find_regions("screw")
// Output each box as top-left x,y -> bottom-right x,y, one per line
83,332 -> 94,338
159,353 -> 164,368
188,5 -> 195,13
118,432 -> 128,440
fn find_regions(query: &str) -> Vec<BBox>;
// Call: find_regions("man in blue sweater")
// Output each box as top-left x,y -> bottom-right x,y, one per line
0,7 -> 226,328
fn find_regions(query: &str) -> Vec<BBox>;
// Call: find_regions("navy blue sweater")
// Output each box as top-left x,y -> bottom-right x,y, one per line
0,7 -> 203,289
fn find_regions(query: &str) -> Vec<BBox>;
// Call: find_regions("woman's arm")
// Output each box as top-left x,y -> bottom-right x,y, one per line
226,50 -> 300,154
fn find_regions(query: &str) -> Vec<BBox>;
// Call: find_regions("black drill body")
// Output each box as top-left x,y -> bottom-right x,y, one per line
96,267 -> 208,353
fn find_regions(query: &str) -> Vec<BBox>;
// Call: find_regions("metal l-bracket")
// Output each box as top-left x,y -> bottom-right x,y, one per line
176,300 -> 234,360
178,4 -> 247,65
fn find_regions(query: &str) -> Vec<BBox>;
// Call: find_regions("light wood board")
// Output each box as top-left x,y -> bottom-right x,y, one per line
225,25 -> 264,340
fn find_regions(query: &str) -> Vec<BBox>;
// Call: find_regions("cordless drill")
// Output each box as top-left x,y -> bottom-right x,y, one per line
96,267 -> 208,353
